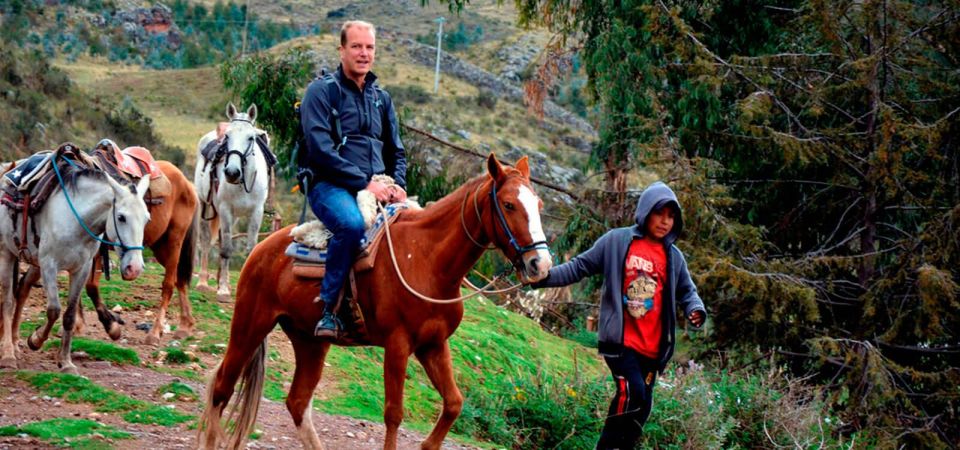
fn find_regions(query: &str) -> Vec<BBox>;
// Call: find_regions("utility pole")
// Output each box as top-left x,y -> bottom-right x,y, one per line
433,16 -> 445,94
240,0 -> 250,56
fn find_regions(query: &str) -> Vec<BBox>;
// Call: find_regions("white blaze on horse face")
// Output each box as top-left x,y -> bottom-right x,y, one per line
517,185 -> 553,281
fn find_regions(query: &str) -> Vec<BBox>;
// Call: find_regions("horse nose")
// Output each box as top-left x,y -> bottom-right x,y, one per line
527,257 -> 542,276
122,263 -> 143,280
224,167 -> 240,182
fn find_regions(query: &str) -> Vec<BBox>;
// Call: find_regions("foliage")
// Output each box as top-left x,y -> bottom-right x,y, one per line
220,47 -> 316,174
0,0 -> 315,69
454,371 -> 608,449
508,0 -> 960,446
416,21 -> 484,52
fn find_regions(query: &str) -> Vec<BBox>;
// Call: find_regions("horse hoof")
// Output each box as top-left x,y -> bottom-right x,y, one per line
173,329 -> 192,340
216,293 -> 232,303
195,283 -> 214,293
59,364 -> 79,375
107,323 -> 123,341
0,357 -> 17,370
27,334 -> 42,351
144,334 -> 161,347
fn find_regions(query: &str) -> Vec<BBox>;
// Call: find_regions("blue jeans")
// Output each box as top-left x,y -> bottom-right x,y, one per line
308,181 -> 365,311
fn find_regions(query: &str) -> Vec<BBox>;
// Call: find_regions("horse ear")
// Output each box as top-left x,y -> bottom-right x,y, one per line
515,156 -> 530,179
486,153 -> 503,181
247,104 -> 258,122
136,176 -> 150,199
226,102 -> 237,120
103,171 -> 126,195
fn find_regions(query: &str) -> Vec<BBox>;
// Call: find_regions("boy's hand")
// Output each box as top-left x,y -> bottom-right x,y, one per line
687,310 -> 705,327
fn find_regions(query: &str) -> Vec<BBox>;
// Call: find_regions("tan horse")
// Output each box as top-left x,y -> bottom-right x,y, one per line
197,155 -> 553,449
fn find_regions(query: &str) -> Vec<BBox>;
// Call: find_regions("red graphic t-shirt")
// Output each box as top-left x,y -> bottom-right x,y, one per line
622,238 -> 667,358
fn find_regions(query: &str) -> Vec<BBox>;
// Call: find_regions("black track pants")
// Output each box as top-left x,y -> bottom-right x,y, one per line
596,349 -> 659,450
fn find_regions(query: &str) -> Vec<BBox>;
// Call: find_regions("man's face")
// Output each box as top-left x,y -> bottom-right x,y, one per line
645,206 -> 676,241
339,26 -> 376,80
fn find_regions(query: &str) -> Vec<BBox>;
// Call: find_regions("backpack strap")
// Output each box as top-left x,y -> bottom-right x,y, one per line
322,73 -> 346,151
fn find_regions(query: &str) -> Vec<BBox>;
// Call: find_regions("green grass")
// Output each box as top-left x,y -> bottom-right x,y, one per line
315,294 -> 605,432
17,372 -> 194,426
156,381 -> 198,402
0,417 -> 132,448
162,347 -> 196,364
122,405 -> 193,426
44,337 -> 140,365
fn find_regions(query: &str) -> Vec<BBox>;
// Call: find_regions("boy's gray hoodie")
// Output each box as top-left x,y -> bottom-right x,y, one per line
535,182 -> 706,371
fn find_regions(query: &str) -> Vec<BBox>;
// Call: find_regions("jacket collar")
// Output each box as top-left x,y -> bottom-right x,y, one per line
336,65 -> 378,92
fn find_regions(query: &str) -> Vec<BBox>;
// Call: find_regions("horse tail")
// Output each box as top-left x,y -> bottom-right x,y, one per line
178,206 -> 198,286
225,338 -> 267,450
197,337 -> 267,450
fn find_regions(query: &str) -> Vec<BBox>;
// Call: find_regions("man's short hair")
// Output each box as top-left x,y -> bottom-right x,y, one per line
340,20 -> 376,46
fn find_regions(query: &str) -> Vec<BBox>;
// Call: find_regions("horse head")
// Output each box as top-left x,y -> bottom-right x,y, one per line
103,173 -> 151,280
483,154 -> 553,283
221,103 -> 266,187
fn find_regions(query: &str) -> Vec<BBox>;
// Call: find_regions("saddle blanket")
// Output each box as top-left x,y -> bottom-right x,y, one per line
4,151 -> 53,191
287,201 -> 413,266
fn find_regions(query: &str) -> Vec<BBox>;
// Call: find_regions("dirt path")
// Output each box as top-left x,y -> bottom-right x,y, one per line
0,292 -> 481,450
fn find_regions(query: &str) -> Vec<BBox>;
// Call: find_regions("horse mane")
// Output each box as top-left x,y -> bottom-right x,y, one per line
59,162 -> 135,195
399,164 -> 524,223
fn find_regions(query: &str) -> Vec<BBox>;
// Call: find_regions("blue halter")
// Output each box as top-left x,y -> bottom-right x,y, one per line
52,154 -> 145,254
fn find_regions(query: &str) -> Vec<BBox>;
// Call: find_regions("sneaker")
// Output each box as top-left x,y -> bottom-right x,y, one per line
314,311 -> 341,338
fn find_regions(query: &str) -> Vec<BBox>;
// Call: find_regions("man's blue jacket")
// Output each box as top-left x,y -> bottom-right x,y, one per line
300,66 -> 406,192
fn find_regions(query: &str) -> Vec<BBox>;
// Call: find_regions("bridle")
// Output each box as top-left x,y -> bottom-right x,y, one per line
487,178 -> 549,271
52,155 -> 145,257
461,177 -> 549,272
223,118 -> 258,193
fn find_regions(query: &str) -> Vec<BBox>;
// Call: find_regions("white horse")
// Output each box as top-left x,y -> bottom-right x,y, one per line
195,103 -> 270,302
0,151 -> 150,374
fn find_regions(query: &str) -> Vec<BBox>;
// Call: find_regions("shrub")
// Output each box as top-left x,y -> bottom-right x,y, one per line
454,371 -> 608,449
476,88 -> 497,110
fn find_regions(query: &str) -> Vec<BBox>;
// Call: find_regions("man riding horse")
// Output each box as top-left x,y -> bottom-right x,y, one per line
299,20 -> 407,337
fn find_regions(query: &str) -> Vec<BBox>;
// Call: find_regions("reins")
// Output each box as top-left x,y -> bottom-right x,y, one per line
52,154 -> 144,255
382,178 -> 534,304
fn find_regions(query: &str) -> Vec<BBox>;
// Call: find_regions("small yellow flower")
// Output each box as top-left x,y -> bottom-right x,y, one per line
566,387 -> 577,398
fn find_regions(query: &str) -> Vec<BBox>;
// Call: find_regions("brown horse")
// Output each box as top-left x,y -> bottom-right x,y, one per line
197,155 -> 553,450
8,158 -> 198,347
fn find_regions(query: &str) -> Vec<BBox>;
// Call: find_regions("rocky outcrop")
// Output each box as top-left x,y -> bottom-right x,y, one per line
113,3 -> 180,49
395,35 -> 596,140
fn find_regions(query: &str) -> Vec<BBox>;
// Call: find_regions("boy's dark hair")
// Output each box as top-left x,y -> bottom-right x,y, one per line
652,199 -> 680,214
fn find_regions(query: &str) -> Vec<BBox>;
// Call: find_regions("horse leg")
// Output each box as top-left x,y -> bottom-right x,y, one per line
215,210 -> 233,302
245,204 -> 264,254
415,342 -> 464,450
286,337 -> 332,450
382,338 -> 413,450
57,264 -> 91,375
11,265 -> 40,353
146,240 -> 179,346
173,276 -> 195,340
27,262 -> 62,352
84,256 -> 123,341
0,253 -> 18,369
196,215 -> 218,292
197,302 -> 275,449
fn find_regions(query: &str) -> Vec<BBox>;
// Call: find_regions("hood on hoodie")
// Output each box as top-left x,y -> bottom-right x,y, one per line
634,181 -> 684,245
